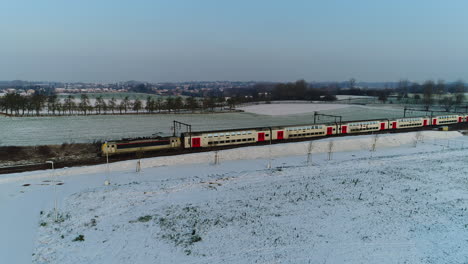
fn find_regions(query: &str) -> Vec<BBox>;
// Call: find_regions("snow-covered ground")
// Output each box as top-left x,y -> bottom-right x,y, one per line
2,131 -> 468,263
335,95 -> 375,100
239,103 -> 350,116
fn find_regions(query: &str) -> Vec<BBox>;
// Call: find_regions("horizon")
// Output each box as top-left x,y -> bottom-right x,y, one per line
2,0 -> 468,82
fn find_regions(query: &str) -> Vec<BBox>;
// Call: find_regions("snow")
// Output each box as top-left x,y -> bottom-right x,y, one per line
1,131 -> 468,263
239,103 -> 349,116
335,95 -> 374,100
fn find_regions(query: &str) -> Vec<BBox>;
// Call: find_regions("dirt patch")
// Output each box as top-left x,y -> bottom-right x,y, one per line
0,143 -> 101,168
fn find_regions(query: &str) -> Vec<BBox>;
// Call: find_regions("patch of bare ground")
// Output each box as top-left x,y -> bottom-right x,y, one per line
0,143 -> 101,168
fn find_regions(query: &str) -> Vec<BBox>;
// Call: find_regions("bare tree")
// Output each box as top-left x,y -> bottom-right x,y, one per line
397,79 -> 410,100
435,79 -> 446,100
145,96 -> 153,113
95,96 -> 106,114
133,98 -> 142,114
454,80 -> 465,105
348,78 -> 356,89
120,96 -> 130,113
440,97 -> 454,112
79,94 -> 91,115
109,97 -> 116,114
64,95 -> 74,115
422,80 -> 435,110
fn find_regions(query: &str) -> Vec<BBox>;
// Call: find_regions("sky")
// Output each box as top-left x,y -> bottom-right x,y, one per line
1,0 -> 468,83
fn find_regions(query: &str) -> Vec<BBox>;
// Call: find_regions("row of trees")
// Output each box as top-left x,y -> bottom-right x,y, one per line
0,93 -> 227,116
224,80 -> 338,101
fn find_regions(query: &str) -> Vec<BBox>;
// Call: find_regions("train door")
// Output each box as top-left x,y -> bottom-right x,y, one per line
327,127 -> 333,135
277,131 -> 284,140
423,120 -> 428,126
432,119 -> 437,125
380,123 -> 386,130
258,132 -> 265,142
459,117 -> 463,123
191,138 -> 201,148
466,117 -> 468,122
341,126 -> 347,134
392,121 -> 397,129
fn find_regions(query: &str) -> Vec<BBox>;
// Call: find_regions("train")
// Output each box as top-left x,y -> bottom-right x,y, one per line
101,114 -> 466,156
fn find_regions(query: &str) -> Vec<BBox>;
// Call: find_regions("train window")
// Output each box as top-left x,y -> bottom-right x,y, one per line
242,139 -> 246,141
208,142 -> 213,145
214,133 -> 218,137
242,131 -> 246,135
237,139 -> 241,142
208,134 -> 213,138
265,134 -> 269,137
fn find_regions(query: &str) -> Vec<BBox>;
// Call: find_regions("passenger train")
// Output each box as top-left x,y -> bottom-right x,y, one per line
101,114 -> 467,156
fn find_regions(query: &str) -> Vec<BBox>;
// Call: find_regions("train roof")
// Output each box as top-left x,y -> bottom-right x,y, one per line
181,117 -> 410,136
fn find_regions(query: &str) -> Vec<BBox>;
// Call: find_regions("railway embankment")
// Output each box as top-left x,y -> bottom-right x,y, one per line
0,143 -> 100,170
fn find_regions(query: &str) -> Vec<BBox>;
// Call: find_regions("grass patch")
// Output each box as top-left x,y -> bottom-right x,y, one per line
129,215 -> 153,223
138,215 -> 152,222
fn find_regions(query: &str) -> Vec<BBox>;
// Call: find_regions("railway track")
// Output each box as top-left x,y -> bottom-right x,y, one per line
1,123 -> 467,175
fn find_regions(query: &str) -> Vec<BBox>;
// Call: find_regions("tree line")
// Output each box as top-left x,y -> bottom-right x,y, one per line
0,93 -> 226,116
223,80 -> 338,101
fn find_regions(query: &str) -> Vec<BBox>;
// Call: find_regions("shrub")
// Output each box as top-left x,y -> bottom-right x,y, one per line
72,235 -> 85,242
37,145 -> 52,156
137,215 -> 152,222
189,235 -> 202,244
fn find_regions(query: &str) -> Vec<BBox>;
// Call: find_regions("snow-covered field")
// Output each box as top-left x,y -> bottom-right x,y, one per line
238,103 -> 349,116
335,95 -> 375,100
2,131 -> 468,263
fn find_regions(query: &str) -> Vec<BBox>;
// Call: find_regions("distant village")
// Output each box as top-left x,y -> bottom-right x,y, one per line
0,81 -> 257,98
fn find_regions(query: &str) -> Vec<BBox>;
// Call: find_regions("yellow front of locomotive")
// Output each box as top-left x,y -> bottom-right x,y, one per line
101,142 -> 116,156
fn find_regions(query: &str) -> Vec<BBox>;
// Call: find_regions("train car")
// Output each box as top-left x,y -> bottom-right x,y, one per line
182,127 -> 268,148
102,137 -> 181,156
345,120 -> 384,134
432,115 -> 459,125
393,117 -> 424,129
283,124 -> 326,139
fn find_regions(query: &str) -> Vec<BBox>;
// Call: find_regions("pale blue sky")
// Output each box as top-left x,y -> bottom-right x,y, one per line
1,0 -> 468,82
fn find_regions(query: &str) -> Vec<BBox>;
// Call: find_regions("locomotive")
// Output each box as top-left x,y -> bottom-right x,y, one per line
101,114 -> 465,156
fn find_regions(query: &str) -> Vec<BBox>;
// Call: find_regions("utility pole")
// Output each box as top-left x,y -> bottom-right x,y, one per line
104,141 -> 110,186
173,120 -> 192,147
314,112 -> 342,125
46,161 -> 57,222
